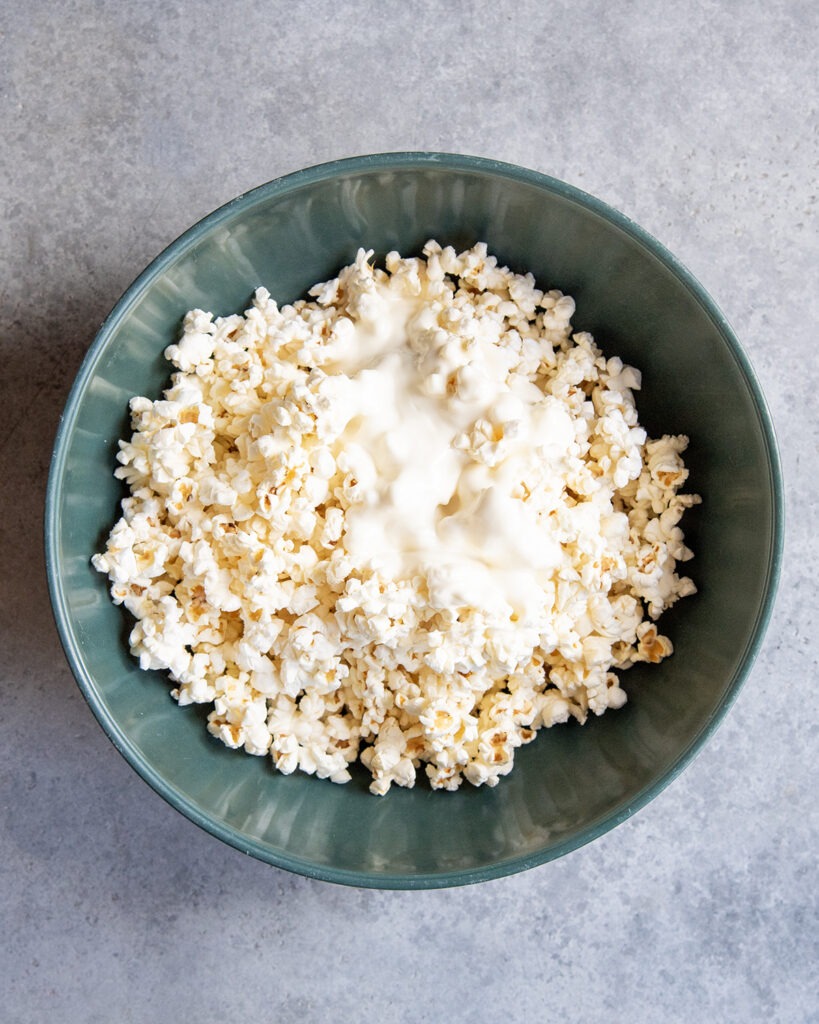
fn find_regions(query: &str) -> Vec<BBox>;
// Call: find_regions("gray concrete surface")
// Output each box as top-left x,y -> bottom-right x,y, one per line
1,1 -> 816,1021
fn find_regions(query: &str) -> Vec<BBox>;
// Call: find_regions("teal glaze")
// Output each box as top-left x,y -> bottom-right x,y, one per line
45,153 -> 783,888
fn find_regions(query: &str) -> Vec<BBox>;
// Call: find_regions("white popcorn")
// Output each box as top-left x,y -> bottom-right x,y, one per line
94,243 -> 699,795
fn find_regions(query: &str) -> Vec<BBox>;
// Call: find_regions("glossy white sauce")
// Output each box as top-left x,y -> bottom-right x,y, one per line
322,285 -> 575,615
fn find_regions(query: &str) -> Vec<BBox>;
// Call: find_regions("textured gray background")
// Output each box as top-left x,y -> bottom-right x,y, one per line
1,1 -> 817,1021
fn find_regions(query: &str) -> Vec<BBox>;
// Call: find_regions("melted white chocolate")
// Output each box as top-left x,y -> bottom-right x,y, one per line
320,284 -> 575,616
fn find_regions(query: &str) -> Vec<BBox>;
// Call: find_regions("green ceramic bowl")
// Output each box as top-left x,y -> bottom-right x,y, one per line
46,153 -> 783,888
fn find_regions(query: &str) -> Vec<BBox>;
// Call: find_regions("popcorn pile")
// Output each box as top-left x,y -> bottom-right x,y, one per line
93,242 -> 699,794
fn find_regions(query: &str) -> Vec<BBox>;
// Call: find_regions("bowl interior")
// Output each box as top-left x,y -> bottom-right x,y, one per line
47,155 -> 781,887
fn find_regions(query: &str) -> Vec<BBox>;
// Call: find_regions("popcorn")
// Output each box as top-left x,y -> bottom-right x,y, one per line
93,243 -> 699,795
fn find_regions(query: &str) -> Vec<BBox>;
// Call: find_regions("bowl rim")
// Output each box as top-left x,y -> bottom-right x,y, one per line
45,151 -> 784,889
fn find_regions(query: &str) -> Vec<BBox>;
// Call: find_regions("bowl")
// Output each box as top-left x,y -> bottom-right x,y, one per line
45,152 -> 783,888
